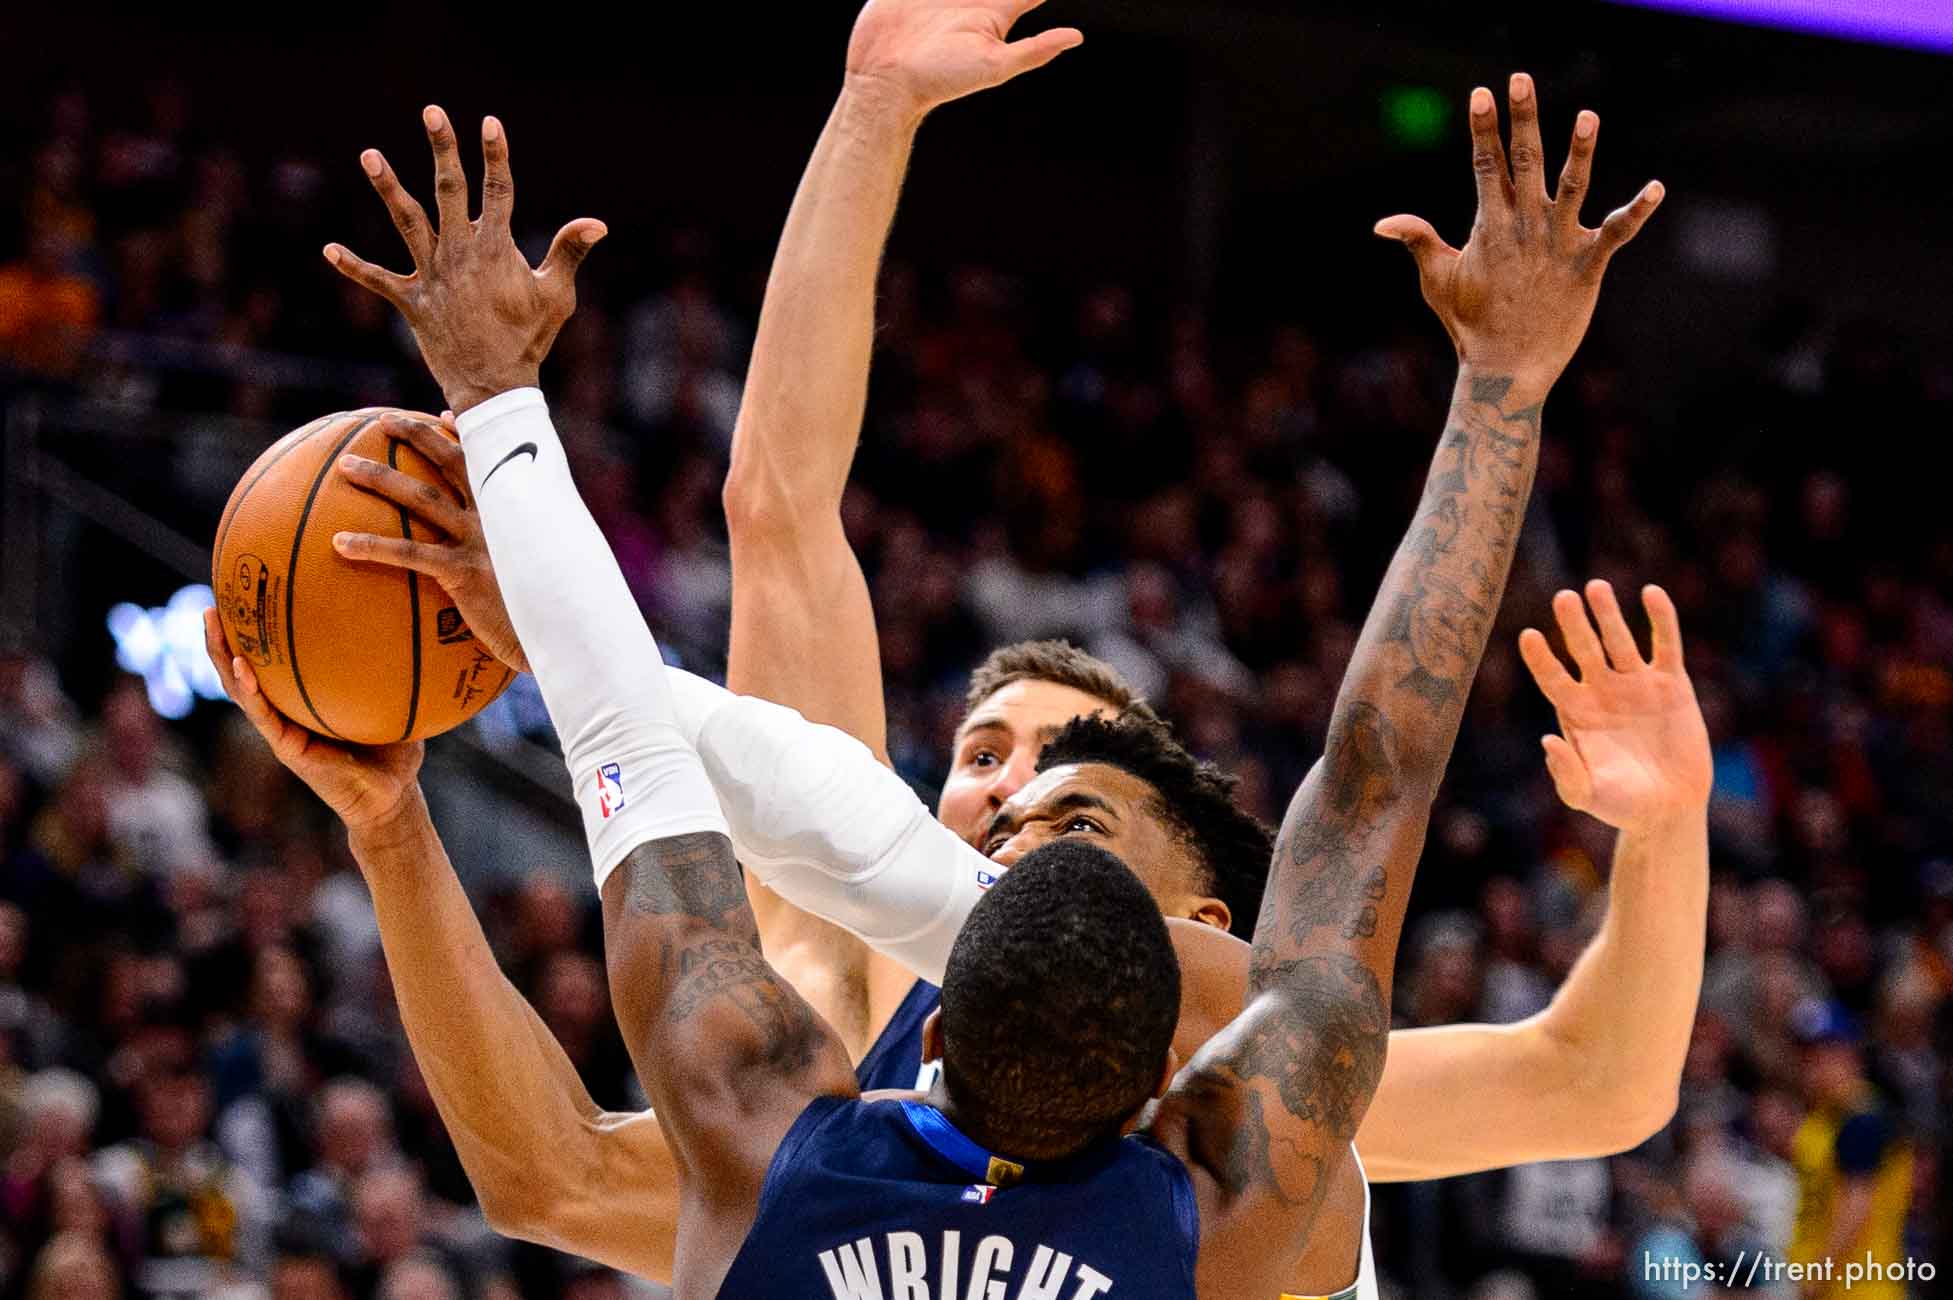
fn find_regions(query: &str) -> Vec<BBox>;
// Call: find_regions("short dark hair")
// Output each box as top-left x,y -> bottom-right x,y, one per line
1037,713 -> 1272,939
939,839 -> 1181,1161
960,640 -> 1159,727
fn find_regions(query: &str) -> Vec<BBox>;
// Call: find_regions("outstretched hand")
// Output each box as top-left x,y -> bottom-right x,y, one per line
1376,74 -> 1664,393
846,0 -> 1083,119
1517,581 -> 1713,833
203,608 -> 425,833
330,411 -> 528,674
325,107 -> 605,414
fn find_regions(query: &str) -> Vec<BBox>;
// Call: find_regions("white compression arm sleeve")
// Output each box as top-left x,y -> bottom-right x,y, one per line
664,670 -> 991,988
455,389 -> 728,891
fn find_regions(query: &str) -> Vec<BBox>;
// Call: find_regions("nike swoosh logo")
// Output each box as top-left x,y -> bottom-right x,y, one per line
481,442 -> 538,487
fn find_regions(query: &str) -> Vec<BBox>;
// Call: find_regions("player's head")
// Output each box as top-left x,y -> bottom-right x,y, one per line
926,838 -> 1181,1162
980,712 -> 1272,937
938,641 -> 1157,845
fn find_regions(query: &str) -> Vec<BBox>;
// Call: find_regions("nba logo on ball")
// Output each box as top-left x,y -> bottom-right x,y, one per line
596,763 -> 626,819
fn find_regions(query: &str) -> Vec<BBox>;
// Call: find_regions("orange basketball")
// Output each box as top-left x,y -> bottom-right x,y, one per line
211,408 -> 514,744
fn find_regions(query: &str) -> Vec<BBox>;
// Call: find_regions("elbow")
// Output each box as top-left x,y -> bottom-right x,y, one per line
475,1176 -> 551,1243
722,456 -> 834,547
1610,1081 -> 1681,1152
1571,1071 -> 1678,1158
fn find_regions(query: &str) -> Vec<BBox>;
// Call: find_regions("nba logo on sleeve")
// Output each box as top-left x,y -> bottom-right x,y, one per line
960,1185 -> 996,1205
595,763 -> 626,819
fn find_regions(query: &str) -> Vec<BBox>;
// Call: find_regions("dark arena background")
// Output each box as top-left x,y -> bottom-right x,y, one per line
2,1 -> 1951,1296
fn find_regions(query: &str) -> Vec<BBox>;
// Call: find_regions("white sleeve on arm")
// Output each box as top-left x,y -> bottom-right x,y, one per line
455,388 -> 728,890
665,668 -> 990,988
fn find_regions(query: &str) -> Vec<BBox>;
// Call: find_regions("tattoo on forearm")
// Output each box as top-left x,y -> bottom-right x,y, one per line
615,833 -> 824,1076
623,831 -> 756,939
1181,956 -> 1388,1210
1381,374 -> 1540,716
1210,373 -> 1542,1213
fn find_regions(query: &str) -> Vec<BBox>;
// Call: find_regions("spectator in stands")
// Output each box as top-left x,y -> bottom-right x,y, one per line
1786,1001 -> 1913,1299
0,216 -> 100,382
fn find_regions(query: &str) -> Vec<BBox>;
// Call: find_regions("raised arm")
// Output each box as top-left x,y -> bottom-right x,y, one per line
1355,581 -> 1712,1181
1157,76 -> 1663,1288
721,0 -> 1081,1054
201,609 -> 683,1280
327,107 -> 858,1292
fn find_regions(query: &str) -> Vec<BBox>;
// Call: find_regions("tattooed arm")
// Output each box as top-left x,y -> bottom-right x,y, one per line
600,833 -> 858,1293
1148,76 -> 1664,1294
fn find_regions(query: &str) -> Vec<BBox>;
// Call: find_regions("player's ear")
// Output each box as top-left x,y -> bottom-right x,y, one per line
1186,896 -> 1231,933
920,1009 -> 944,1065
1153,1047 -> 1180,1101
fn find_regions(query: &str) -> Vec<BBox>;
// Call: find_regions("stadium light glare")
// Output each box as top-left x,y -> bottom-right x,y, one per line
107,584 -> 228,720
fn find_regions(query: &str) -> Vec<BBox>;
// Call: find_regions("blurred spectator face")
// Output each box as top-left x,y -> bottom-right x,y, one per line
1752,880 -> 1806,952
938,680 -> 1118,846
27,1232 -> 120,1300
48,1157 -> 108,1236
354,1167 -> 423,1265
25,1069 -> 99,1159
378,1254 -> 458,1300
139,1068 -> 210,1151
1800,1040 -> 1862,1107
274,1254 -> 349,1300
251,945 -> 312,1031
540,952 -> 607,1041
317,1080 -> 391,1177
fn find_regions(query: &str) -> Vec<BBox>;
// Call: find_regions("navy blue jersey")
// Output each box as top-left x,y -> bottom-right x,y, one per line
715,1095 -> 1199,1300
854,979 -> 941,1093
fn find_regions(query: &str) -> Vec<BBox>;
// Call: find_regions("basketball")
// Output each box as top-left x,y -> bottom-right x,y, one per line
210,408 -> 514,745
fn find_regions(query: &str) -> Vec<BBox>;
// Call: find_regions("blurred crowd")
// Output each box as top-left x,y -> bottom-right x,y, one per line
4,86 -> 1953,1300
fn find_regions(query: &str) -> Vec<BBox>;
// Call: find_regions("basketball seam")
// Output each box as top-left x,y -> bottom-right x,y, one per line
388,436 -> 424,744
211,411 -> 337,586
286,414 -> 385,740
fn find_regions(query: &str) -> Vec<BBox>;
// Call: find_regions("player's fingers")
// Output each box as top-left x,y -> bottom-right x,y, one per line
322,244 -> 411,308
1373,215 -> 1459,283
1552,111 -> 1599,240
388,416 -> 472,505
336,455 -> 467,536
1583,578 -> 1646,671
219,642 -> 302,755
1590,181 -> 1665,272
1517,626 -> 1579,707
999,27 -> 1084,80
423,105 -> 471,234
537,218 -> 608,290
1466,86 -> 1513,227
332,531 -> 460,580
359,149 -> 435,271
1506,73 -> 1548,221
1541,734 -> 1593,811
1643,583 -> 1687,674
1552,588 -> 1609,679
479,116 -> 513,234
202,608 -> 242,700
